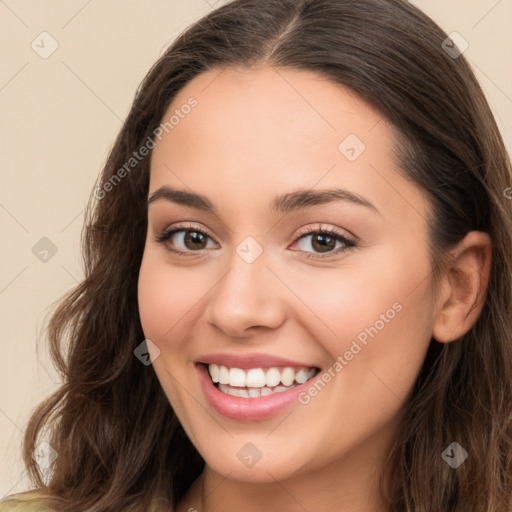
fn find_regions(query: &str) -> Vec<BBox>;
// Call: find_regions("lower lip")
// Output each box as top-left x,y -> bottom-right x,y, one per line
197,364 -> 317,421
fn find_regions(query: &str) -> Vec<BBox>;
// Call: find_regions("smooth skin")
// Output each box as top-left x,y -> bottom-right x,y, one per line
137,64 -> 491,512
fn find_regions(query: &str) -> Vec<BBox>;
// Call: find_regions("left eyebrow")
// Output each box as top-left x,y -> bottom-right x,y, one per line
270,188 -> 380,215
147,186 -> 380,216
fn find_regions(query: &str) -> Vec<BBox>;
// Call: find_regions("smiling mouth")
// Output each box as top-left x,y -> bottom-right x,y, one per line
205,363 -> 320,398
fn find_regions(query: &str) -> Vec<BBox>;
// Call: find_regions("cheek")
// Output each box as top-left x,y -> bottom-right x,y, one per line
137,253 -> 209,341
137,254 -> 203,422
281,254 -> 434,466
287,243 -> 435,402
285,244 -> 432,348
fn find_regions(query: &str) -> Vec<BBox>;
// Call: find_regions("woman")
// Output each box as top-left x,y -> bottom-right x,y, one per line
1,0 -> 511,510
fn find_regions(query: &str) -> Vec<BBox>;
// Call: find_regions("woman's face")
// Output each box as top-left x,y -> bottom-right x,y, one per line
138,65 -> 437,483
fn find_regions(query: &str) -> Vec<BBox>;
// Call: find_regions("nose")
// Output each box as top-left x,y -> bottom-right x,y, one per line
204,247 -> 287,338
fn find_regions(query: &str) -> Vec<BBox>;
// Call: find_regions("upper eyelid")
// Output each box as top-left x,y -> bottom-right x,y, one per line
160,223 -> 218,242
158,222 -> 355,248
294,224 -> 354,240
158,222 -> 351,237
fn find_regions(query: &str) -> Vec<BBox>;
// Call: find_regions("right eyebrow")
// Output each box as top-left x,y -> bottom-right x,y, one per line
147,187 -> 217,213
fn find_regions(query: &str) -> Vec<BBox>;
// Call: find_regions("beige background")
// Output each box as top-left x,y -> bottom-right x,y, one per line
1,0 -> 511,496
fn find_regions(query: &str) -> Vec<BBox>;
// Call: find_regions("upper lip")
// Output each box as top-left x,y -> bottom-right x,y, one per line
196,352 -> 319,370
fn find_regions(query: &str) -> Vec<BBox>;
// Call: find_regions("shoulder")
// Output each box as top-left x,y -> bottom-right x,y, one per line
0,491 -> 171,511
0,492 -> 171,511
0,491 -> 55,512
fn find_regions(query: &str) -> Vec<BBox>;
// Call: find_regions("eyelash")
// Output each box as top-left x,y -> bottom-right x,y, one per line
154,222 -> 357,260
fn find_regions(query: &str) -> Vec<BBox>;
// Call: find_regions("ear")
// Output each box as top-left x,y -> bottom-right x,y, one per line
432,231 -> 492,343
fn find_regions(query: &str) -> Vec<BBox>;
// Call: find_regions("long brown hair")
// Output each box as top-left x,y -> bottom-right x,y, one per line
20,0 -> 512,510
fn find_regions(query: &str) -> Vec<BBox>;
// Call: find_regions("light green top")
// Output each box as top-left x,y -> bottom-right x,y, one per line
0,492 -> 54,512
0,491 -> 169,511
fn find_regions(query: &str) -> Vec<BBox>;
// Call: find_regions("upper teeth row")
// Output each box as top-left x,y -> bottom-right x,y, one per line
208,364 -> 316,388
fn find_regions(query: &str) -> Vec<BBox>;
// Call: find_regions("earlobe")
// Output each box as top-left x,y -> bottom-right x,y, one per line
432,231 -> 492,344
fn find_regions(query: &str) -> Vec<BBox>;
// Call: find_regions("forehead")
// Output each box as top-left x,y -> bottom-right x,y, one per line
162,64 -> 384,158
149,64 -> 429,225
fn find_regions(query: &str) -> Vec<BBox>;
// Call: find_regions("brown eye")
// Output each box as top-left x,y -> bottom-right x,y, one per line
293,227 -> 356,259
182,230 -> 208,250
310,233 -> 337,253
155,226 -> 217,254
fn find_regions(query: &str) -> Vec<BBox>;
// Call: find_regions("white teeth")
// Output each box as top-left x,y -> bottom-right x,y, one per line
229,367 -> 246,387
296,368 -> 316,383
246,368 -> 266,387
207,364 -> 317,393
280,367 -> 295,387
209,363 -> 219,383
295,368 -> 309,384
229,387 -> 241,397
218,383 -> 295,398
265,367 -> 281,387
218,366 -> 230,385
238,388 -> 250,398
